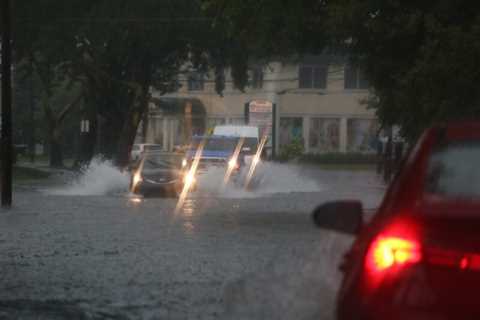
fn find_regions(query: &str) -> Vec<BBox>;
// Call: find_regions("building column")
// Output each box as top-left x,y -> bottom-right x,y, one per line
162,117 -> 168,151
340,117 -> 348,153
302,116 -> 310,153
274,104 -> 280,157
169,118 -> 175,151
146,116 -> 154,144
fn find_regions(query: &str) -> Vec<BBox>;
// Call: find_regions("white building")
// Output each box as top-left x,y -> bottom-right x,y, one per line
143,55 -> 378,155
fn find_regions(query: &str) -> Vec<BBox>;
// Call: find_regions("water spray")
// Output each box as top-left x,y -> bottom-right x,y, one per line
175,137 -> 206,214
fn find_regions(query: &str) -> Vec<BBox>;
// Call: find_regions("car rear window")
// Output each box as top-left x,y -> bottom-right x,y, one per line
425,140 -> 480,199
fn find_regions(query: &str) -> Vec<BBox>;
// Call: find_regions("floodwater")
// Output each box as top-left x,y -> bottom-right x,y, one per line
1,160 -> 385,319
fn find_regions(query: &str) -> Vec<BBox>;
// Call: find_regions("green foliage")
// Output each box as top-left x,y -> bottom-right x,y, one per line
13,166 -> 51,181
329,0 -> 480,141
12,0 -> 228,165
278,138 -> 305,161
205,0 -> 480,141
202,0 -> 330,91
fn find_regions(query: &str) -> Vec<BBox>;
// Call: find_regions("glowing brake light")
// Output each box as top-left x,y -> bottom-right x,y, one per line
365,219 -> 422,279
366,236 -> 422,273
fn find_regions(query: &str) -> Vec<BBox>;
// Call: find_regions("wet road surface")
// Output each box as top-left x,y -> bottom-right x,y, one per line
0,165 -> 384,319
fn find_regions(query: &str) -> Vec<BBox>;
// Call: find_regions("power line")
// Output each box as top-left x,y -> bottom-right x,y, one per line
16,17 -> 215,23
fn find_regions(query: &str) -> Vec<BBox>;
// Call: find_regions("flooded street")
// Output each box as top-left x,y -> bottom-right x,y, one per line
0,164 -> 384,319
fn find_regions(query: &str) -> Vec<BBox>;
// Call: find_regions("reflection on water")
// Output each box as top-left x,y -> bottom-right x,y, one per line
183,221 -> 195,234
129,197 -> 143,204
182,199 -> 195,216
182,199 -> 196,235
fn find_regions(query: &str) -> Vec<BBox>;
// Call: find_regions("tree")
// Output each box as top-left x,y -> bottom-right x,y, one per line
12,0 -> 217,168
327,0 -> 480,140
12,0 -> 94,167
205,0 -> 480,141
202,0 -> 331,90
75,0 -> 209,167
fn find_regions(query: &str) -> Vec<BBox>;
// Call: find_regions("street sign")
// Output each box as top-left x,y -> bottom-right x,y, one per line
248,100 -> 273,148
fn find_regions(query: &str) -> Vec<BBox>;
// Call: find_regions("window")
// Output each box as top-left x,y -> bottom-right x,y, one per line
309,118 -> 340,152
299,65 -> 327,89
251,67 -> 264,89
279,117 -> 303,148
344,66 -> 369,89
426,141 -> 480,199
347,119 -> 379,152
187,72 -> 204,91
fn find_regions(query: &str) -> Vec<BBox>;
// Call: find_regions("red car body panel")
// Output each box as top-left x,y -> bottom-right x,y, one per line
337,121 -> 480,320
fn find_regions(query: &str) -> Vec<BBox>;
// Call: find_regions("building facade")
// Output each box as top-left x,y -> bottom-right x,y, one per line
142,55 -> 378,155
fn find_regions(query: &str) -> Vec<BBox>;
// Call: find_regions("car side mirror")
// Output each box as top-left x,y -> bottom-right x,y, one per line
312,201 -> 363,235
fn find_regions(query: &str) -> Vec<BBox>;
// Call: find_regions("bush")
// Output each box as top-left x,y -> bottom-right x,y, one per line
277,138 -> 305,161
300,152 -> 377,165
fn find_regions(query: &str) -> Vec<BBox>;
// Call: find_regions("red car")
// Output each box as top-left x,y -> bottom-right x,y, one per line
313,121 -> 480,320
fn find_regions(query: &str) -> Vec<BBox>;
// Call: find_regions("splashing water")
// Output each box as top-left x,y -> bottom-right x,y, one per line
44,158 -> 321,198
46,157 -> 130,196
195,162 -> 323,198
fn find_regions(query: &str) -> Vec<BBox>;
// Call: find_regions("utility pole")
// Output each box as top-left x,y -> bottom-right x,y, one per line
29,66 -> 35,163
1,0 -> 13,207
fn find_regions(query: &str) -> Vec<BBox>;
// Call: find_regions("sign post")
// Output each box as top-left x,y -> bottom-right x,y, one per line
1,0 -> 13,207
245,100 -> 275,158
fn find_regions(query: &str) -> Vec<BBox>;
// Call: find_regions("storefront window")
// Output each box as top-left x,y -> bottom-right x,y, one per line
309,118 -> 340,152
279,117 -> 303,147
347,118 -> 378,152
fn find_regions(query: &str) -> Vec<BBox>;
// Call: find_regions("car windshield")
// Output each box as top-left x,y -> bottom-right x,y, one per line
143,154 -> 182,170
426,141 -> 480,199
243,138 -> 259,153
143,154 -> 183,170
190,137 -> 238,152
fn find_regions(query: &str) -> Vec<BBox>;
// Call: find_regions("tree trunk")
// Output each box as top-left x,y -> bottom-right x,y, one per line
115,90 -> 148,168
73,101 -> 98,169
49,126 -> 63,168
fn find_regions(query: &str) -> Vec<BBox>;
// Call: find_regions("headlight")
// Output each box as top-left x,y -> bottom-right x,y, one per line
183,171 -> 196,185
132,172 -> 143,186
228,158 -> 238,169
182,158 -> 187,168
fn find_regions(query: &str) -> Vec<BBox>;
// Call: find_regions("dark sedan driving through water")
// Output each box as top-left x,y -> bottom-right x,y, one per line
130,152 -> 189,197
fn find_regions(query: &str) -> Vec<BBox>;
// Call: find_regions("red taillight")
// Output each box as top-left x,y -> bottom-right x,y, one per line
366,236 -> 422,273
364,219 -> 422,286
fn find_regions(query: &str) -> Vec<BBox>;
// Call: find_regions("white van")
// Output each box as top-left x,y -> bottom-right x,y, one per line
213,125 -> 260,155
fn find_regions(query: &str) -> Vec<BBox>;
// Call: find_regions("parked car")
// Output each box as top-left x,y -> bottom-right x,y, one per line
313,121 -> 480,320
130,152 -> 188,197
130,143 -> 163,162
